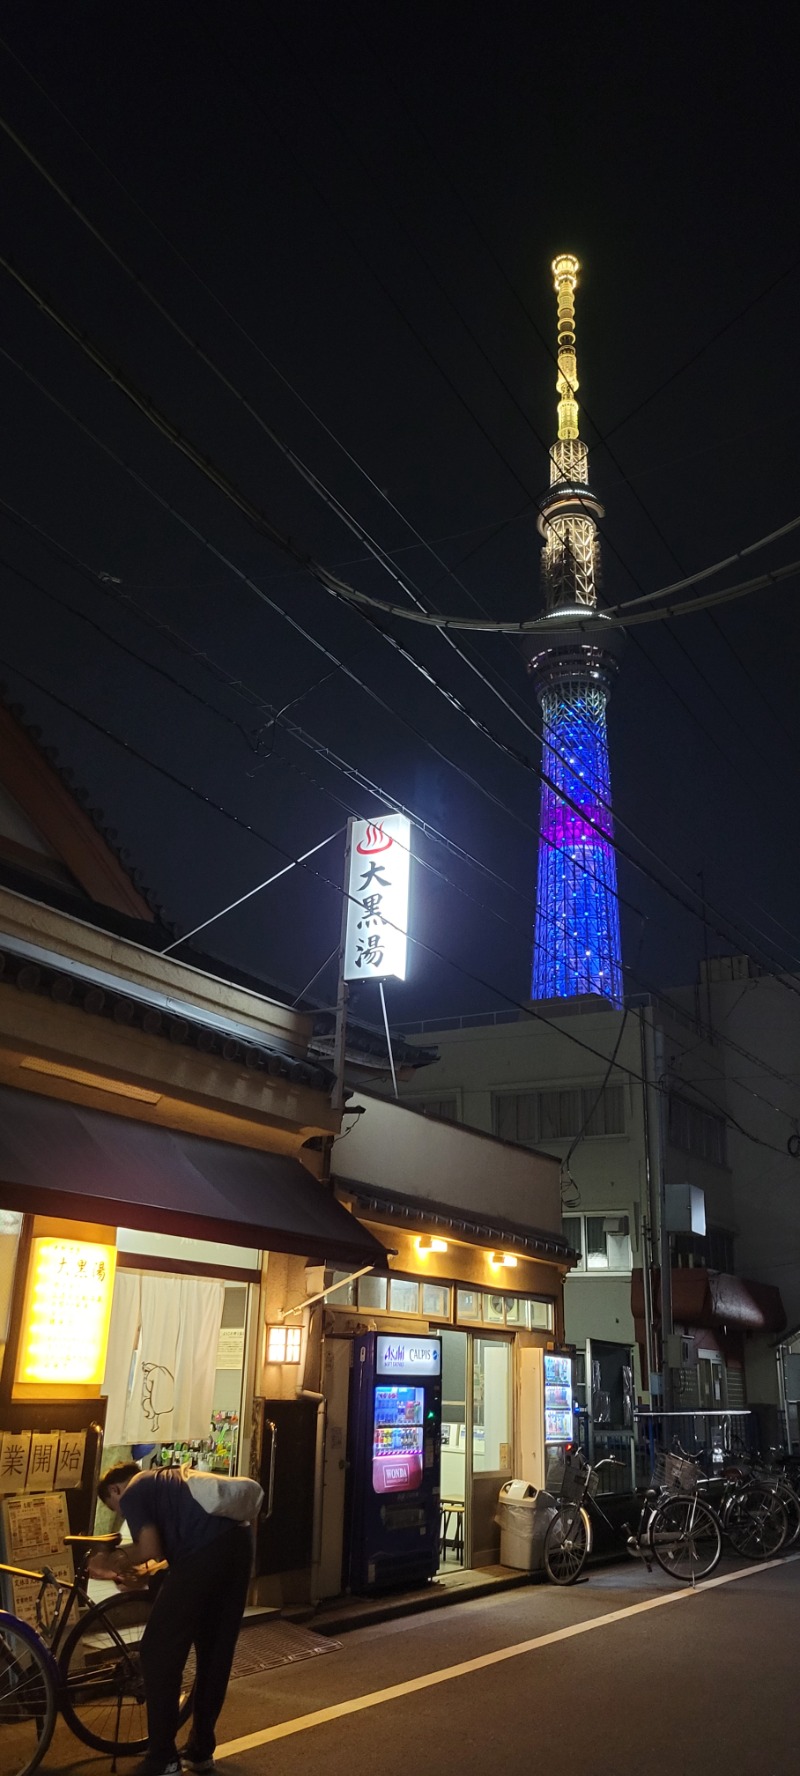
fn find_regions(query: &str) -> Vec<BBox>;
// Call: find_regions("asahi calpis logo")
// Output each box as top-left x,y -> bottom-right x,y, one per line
377,1335 -> 440,1376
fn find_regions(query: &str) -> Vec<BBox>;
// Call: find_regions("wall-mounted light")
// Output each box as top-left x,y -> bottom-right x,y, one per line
489,1252 -> 518,1269
266,1324 -> 302,1363
416,1235 -> 448,1254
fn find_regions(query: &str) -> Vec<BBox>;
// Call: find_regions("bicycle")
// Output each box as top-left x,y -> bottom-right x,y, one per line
543,1448 -> 723,1587
0,1531 -> 195,1776
671,1442 -> 791,1561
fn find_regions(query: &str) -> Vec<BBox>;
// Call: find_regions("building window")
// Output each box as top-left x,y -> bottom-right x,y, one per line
0,1210 -> 23,1346
456,1289 -> 553,1330
493,1082 -> 625,1147
388,1278 -> 420,1315
473,1337 -> 511,1472
328,1270 -> 357,1307
358,1275 -> 388,1311
563,1213 -> 631,1273
422,1282 -> 452,1319
672,1226 -> 734,1272
403,1096 -> 459,1122
668,1094 -> 727,1167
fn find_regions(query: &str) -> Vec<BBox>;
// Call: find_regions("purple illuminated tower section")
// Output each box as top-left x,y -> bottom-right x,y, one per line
527,255 -> 623,1005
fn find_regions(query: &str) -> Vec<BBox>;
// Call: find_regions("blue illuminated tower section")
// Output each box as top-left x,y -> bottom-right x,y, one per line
528,255 -> 623,1005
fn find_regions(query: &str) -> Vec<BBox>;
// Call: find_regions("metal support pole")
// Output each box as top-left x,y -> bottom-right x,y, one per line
378,981 -> 398,1099
653,1020 -> 674,1412
638,1009 -> 658,1393
330,821 -> 353,1119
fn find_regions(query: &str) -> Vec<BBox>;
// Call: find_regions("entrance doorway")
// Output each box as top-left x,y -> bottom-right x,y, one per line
440,1331 -> 467,1569
438,1330 -> 513,1571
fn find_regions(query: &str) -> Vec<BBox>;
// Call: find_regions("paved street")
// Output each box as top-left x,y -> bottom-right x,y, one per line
44,1553 -> 800,1776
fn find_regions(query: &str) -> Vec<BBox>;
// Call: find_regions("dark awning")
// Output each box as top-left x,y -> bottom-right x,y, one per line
0,1085 -> 388,1269
631,1266 -> 785,1335
336,1175 -> 571,1262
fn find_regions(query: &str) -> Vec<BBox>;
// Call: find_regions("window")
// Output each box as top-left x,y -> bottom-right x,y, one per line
563,1213 -> 631,1273
358,1275 -> 388,1311
328,1270 -> 356,1307
327,1271 -> 452,1319
403,1096 -> 458,1122
388,1278 -> 420,1315
422,1282 -> 451,1319
455,1289 -> 554,1329
0,1210 -> 23,1346
668,1094 -> 727,1167
493,1082 -> 625,1147
672,1227 -> 734,1272
472,1338 -> 511,1472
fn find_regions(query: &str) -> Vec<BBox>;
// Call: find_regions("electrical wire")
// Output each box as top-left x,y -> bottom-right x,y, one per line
244,9 -> 800,783
344,11 -> 800,760
3,309 -> 799,994
0,643 -> 791,1160
2,81 -> 795,878
2,33 -> 797,1141
3,505 -> 799,1125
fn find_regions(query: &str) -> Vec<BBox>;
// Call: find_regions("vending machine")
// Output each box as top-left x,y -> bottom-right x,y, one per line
544,1351 -> 574,1471
345,1331 -> 442,1593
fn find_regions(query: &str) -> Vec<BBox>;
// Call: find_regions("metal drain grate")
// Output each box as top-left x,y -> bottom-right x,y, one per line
229,1620 -> 341,1678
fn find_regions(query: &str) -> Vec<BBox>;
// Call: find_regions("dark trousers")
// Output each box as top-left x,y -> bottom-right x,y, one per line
140,1523 -> 252,1762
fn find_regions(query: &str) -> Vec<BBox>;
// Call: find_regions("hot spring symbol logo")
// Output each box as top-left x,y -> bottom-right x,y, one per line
356,822 -> 393,855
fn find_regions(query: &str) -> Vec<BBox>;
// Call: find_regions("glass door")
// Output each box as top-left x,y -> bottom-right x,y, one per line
470,1335 -> 512,1566
439,1330 -> 467,1570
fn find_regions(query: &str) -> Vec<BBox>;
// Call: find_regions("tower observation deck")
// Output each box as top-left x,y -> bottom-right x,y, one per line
527,254 -> 623,1005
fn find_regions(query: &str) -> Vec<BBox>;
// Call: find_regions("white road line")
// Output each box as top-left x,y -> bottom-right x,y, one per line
216,1555 -> 799,1759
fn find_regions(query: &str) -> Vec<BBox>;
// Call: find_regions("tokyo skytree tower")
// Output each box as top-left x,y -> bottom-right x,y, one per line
527,255 -> 623,1005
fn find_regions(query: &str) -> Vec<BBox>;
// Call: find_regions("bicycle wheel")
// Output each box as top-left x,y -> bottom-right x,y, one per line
776,1482 -> 800,1548
649,1493 -> 722,1582
543,1505 -> 589,1585
725,1484 -> 787,1560
0,1615 -> 57,1776
59,1590 -> 195,1755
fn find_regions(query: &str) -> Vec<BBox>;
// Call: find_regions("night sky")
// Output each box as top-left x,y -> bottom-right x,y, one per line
1,2 -> 799,1028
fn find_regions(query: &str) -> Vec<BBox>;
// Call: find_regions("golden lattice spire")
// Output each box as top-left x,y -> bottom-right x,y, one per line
552,253 -> 580,441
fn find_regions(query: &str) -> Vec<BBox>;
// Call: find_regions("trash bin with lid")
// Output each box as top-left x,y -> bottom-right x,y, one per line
495,1480 -> 556,1570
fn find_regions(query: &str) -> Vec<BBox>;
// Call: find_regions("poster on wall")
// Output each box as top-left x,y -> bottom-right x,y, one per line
27,1433 -> 59,1492
54,1431 -> 87,1491
0,1491 -> 74,1627
0,1429 -> 31,1491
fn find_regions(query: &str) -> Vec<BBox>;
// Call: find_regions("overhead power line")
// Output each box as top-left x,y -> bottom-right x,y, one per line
249,10 -> 800,779
10,503 -> 799,1122
0,643 -> 792,1161
2,293 -> 799,993
2,89 -> 795,861
3,474 -> 798,1120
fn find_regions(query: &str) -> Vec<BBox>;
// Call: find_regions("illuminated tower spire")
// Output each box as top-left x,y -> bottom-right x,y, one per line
527,254 -> 623,1005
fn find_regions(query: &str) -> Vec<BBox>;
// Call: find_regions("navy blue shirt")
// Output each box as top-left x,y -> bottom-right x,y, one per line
120,1470 -> 232,1564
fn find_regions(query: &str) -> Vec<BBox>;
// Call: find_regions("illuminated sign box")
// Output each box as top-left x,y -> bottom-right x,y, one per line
16,1237 -> 117,1388
376,1335 -> 441,1377
343,815 -> 411,983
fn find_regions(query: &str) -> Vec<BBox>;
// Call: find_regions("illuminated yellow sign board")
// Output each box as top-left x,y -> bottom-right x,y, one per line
17,1238 -> 117,1387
